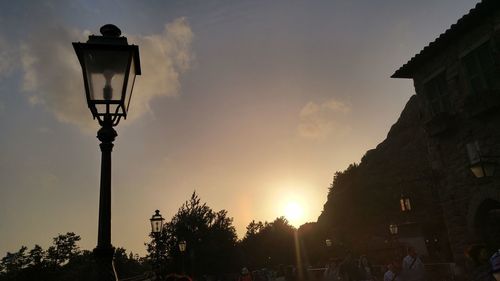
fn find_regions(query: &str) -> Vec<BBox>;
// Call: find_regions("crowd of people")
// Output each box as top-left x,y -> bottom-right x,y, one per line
158,246 -> 500,281
320,247 -> 428,281
235,246 -> 500,281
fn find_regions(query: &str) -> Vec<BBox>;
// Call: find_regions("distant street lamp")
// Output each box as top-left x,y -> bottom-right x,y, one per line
467,141 -> 495,178
179,240 -> 187,252
325,239 -> 333,247
389,224 -> 399,235
73,24 -> 141,281
150,210 -> 165,279
179,240 -> 187,274
400,194 -> 412,212
151,210 -> 165,234
470,160 -> 495,178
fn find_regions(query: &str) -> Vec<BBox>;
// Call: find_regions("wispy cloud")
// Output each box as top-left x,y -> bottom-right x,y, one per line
127,17 -> 194,121
0,35 -> 16,77
297,98 -> 351,139
20,18 -> 194,131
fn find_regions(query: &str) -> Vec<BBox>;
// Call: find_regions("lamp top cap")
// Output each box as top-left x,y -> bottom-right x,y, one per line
154,209 -> 160,215
100,24 -> 121,37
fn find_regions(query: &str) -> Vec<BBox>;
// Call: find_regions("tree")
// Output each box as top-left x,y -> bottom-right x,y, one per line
240,217 -> 296,269
27,245 -> 45,267
0,246 -> 29,274
146,192 -> 239,277
0,232 -> 149,281
113,247 -> 145,279
244,220 -> 265,239
46,232 -> 81,266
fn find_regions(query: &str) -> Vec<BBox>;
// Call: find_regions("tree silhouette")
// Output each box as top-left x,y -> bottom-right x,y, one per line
27,245 -> 45,267
240,217 -> 296,269
146,192 -> 239,277
0,233 -> 146,281
0,246 -> 29,274
46,232 -> 81,266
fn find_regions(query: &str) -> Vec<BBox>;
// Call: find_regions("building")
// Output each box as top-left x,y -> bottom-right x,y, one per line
392,0 -> 500,261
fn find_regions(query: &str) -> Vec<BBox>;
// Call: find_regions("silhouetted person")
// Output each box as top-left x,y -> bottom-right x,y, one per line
285,265 -> 296,281
324,259 -> 341,281
339,252 -> 359,281
401,247 -> 425,281
276,265 -> 286,281
357,255 -> 374,281
465,244 -> 495,281
384,262 -> 400,281
491,249 -> 500,281
239,267 -> 253,281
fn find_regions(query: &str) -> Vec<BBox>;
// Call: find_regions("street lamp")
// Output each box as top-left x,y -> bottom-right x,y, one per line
470,160 -> 495,178
179,240 -> 187,252
325,239 -> 333,247
151,210 -> 165,234
467,141 -> 495,178
150,210 -> 165,279
389,224 -> 399,235
73,24 -> 141,281
400,194 -> 412,212
179,240 -> 186,274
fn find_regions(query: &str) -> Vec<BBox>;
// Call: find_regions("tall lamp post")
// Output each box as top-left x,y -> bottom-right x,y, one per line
73,24 -> 141,281
178,240 -> 187,274
151,210 -> 165,279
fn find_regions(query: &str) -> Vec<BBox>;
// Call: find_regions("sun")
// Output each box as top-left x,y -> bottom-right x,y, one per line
284,201 -> 304,226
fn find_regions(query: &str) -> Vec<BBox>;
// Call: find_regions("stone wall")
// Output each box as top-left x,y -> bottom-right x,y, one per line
318,6 -> 500,265
411,12 -> 500,261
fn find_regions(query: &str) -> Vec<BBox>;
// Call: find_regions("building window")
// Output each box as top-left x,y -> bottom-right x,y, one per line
424,72 -> 450,116
462,41 -> 500,94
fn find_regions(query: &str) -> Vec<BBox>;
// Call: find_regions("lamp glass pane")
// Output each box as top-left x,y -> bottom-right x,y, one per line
83,49 -> 130,103
179,241 -> 187,252
400,198 -> 406,211
405,198 -> 412,211
124,56 -> 137,114
471,164 -> 485,178
151,220 -> 160,233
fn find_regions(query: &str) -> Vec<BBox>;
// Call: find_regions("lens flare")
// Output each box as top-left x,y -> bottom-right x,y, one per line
284,201 -> 304,226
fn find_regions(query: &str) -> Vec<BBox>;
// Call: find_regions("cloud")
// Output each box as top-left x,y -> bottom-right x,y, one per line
297,98 -> 351,139
127,17 -> 194,121
20,18 -> 194,130
0,35 -> 16,77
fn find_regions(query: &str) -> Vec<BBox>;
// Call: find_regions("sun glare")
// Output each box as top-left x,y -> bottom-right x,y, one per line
284,201 -> 304,227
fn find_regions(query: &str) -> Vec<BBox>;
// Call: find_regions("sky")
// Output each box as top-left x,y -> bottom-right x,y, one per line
0,0 -> 478,256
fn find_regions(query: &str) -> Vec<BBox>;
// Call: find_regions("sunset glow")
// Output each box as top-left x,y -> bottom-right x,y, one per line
0,0 -> 477,258
284,201 -> 305,227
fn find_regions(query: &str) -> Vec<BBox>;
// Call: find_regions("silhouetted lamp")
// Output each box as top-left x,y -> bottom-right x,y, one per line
400,194 -> 412,212
389,224 -> 399,235
72,24 -> 141,281
470,161 -> 495,178
150,210 -> 165,234
325,239 -> 333,247
179,240 -> 187,252
467,141 -> 495,178
73,24 -> 141,126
